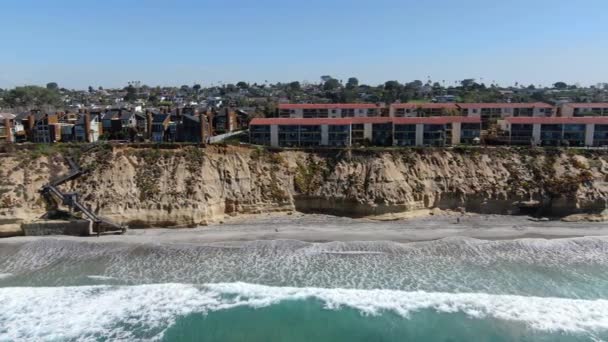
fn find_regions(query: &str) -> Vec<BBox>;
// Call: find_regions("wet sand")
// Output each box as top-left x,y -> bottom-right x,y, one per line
2,213 -> 608,245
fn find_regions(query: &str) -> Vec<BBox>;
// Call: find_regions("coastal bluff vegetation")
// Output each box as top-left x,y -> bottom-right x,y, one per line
1,144 -> 607,237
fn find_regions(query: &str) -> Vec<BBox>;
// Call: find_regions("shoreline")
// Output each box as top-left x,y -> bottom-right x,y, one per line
2,213 -> 608,245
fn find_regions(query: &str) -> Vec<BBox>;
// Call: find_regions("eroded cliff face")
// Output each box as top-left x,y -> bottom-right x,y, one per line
1,145 -> 607,236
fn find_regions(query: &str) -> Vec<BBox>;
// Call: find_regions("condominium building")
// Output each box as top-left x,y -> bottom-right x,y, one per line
499,117 -> 608,147
249,117 -> 480,148
458,102 -> 554,129
560,103 -> 608,117
389,103 -> 460,117
278,104 -> 383,118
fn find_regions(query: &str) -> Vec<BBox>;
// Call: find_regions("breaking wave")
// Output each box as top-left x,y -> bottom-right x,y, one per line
1,282 -> 607,341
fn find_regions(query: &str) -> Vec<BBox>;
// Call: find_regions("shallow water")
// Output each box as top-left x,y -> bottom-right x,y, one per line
1,217 -> 608,341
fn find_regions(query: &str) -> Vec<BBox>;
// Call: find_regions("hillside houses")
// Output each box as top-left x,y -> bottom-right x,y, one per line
3,100 -> 608,148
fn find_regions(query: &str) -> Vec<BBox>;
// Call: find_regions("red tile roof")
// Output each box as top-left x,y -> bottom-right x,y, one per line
390,103 -> 418,109
250,117 -> 391,126
393,116 -> 480,124
418,103 -> 459,109
505,117 -> 608,124
458,102 -> 553,109
562,103 -> 608,109
250,117 -> 479,126
278,103 -> 381,110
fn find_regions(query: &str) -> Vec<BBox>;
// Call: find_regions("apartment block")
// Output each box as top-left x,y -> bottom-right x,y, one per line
499,117 -> 608,147
560,103 -> 608,117
390,103 -> 459,117
250,117 -> 480,148
278,104 -> 383,118
458,103 -> 554,129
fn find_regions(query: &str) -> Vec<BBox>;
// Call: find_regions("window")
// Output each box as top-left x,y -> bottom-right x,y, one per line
278,125 -> 300,147
594,125 -> 608,146
372,123 -> 392,146
423,124 -> 445,146
394,124 -> 416,146
342,109 -> 355,117
299,125 -> 321,147
540,124 -> 562,146
351,124 -> 366,144
460,123 -> 480,144
328,125 -> 350,146
563,124 -> 586,147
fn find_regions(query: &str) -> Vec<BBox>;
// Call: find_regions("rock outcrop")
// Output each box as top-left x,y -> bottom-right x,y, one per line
1,145 -> 607,236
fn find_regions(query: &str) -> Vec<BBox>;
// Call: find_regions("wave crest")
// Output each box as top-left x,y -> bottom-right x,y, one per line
1,283 -> 607,341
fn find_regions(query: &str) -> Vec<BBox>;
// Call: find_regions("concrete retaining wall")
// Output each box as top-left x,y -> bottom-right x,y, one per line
21,220 -> 92,236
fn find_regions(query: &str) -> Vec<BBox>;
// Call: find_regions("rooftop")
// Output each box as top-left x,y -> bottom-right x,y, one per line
0,113 -> 16,120
278,103 -> 381,110
458,102 -> 553,109
505,117 -> 608,124
250,116 -> 480,126
563,103 -> 608,109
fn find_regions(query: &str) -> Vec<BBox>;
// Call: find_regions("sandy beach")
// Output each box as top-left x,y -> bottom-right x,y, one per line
2,213 -> 608,245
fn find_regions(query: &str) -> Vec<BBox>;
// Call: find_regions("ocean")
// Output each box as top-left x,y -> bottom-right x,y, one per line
1,218 -> 608,341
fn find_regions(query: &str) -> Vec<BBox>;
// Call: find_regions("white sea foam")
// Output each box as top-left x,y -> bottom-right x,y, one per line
86,275 -> 117,281
1,283 -> 607,341
0,273 -> 12,279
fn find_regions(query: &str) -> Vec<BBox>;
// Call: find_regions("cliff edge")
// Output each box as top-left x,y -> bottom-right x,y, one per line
1,145 -> 607,237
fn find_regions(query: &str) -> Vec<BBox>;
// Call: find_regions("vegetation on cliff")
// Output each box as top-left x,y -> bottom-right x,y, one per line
0,145 -> 607,237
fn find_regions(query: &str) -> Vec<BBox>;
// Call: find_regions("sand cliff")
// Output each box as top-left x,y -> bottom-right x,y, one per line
1,145 -> 607,237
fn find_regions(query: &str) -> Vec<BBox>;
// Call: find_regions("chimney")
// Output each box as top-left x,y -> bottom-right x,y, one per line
146,110 -> 153,139
4,118 -> 12,143
226,107 -> 233,132
84,113 -> 91,142
26,114 -> 35,141
198,111 -> 206,144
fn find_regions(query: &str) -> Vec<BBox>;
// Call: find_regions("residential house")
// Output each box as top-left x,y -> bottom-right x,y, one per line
100,110 -> 121,137
208,108 -> 246,134
134,113 -> 147,139
23,112 -> 60,143
0,113 -> 15,143
178,113 -> 211,143
74,113 -> 102,142
119,111 -> 138,132
150,113 -> 171,142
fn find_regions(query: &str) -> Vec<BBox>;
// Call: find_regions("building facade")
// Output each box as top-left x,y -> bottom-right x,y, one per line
278,104 -> 383,118
250,117 -> 480,148
458,103 -> 554,129
499,117 -> 608,147
560,103 -> 608,117
390,103 -> 461,117
0,113 -> 16,143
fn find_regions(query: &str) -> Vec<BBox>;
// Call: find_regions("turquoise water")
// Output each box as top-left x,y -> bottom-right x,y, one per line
2,232 -> 608,341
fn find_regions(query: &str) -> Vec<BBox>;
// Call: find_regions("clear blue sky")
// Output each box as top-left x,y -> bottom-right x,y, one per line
1,0 -> 607,89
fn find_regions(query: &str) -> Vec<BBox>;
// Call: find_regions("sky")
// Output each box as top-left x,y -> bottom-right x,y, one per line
1,0 -> 607,89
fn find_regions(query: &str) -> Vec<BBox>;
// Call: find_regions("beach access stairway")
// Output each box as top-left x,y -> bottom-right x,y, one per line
40,146 -> 126,236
